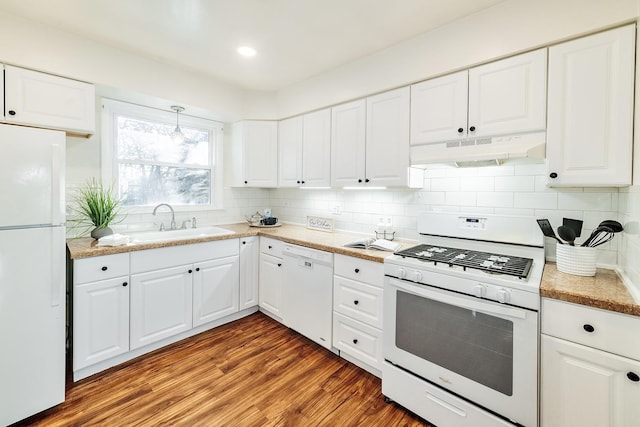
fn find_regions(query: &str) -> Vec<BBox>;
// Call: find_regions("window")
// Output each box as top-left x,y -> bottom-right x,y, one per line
102,99 -> 223,210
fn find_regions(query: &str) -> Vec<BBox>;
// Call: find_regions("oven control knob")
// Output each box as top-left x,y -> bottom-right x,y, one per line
496,289 -> 510,304
473,284 -> 486,298
414,271 -> 423,282
398,268 -> 407,279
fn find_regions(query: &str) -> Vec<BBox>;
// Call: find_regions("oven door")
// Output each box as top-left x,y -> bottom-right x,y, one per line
384,277 -> 538,427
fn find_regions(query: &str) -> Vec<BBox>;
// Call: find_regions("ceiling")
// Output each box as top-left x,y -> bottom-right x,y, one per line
0,0 -> 506,91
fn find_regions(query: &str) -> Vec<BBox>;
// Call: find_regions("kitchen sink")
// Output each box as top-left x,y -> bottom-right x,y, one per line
127,226 -> 234,244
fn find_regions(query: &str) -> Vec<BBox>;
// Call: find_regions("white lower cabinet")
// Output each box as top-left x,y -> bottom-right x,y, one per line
259,253 -> 283,319
239,236 -> 260,310
130,265 -> 193,350
72,239 -> 243,380
541,298 -> 640,427
73,276 -> 130,370
193,256 -> 240,327
332,254 -> 384,376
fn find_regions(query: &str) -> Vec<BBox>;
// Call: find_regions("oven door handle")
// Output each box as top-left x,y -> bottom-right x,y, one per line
388,278 -> 528,320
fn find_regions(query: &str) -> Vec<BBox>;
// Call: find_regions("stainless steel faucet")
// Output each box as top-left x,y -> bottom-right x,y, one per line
152,203 -> 176,231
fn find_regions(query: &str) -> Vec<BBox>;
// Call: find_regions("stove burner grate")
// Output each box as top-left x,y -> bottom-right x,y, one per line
395,244 -> 533,279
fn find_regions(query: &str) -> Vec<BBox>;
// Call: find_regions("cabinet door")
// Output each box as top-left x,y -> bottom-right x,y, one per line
331,99 -> 366,187
541,335 -> 640,427
366,87 -> 410,187
546,25 -> 635,187
301,108 -> 331,187
241,121 -> 278,187
239,237 -> 260,310
468,49 -> 547,139
278,116 -> 303,187
259,253 -> 283,319
73,276 -> 129,370
130,266 -> 193,350
4,65 -> 95,134
193,256 -> 240,327
410,71 -> 468,144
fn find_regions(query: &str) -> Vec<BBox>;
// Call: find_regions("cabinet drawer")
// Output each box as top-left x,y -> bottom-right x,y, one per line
74,253 -> 129,284
260,237 -> 284,257
333,312 -> 382,370
542,298 -> 640,361
334,254 -> 383,288
334,276 -> 383,328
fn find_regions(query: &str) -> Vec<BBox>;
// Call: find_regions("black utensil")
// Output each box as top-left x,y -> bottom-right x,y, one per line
563,218 -> 583,238
537,219 -> 562,244
598,220 -> 623,233
557,225 -> 576,246
581,225 -> 614,247
590,231 -> 614,247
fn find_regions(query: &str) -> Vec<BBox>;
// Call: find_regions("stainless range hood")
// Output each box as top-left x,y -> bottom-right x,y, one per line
410,132 -> 546,168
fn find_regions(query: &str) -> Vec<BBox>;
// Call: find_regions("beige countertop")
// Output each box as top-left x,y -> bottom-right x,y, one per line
66,223 -> 412,263
541,263 -> 640,316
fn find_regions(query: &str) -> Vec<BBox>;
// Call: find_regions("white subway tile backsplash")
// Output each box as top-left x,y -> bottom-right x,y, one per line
514,163 -> 546,175
431,177 -> 460,192
477,192 -> 513,208
514,192 -> 558,209
495,176 -> 534,192
558,192 -> 612,211
460,176 -> 494,192
445,192 -> 477,206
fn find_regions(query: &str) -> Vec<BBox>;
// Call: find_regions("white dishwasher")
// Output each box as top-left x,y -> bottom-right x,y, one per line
282,243 -> 334,350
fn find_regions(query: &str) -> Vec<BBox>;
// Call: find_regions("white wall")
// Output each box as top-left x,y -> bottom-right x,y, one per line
276,0 -> 640,117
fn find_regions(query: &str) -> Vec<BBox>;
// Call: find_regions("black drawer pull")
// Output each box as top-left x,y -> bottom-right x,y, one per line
188,269 -> 193,274
277,263 -> 282,267
195,267 -> 200,272
8,110 -> 16,116
583,324 -> 595,333
353,300 -> 359,305
122,282 -> 128,287
354,268 -> 360,273
242,241 -> 246,245
627,372 -> 640,382
352,339 -> 358,345
268,245 -> 273,249
101,266 -> 108,271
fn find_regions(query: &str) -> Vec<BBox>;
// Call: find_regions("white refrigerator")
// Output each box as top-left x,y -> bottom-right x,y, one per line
0,124 -> 66,425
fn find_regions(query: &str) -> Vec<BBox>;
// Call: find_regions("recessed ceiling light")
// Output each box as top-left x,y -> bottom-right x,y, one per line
237,46 -> 257,57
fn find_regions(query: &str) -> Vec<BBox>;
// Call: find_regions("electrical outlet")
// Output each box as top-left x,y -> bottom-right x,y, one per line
331,204 -> 341,215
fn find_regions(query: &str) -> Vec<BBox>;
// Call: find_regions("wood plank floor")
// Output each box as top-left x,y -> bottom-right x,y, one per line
16,312 -> 430,426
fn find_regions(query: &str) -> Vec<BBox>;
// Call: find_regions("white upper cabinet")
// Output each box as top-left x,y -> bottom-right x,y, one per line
278,116 -> 303,187
546,25 -> 635,187
365,87 -> 414,187
229,121 -> 278,187
278,108 -> 331,187
3,65 -> 95,135
410,49 -> 547,145
410,71 -> 468,144
331,99 -> 367,187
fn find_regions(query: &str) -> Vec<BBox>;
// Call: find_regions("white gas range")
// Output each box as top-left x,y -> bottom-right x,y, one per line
383,212 -> 544,427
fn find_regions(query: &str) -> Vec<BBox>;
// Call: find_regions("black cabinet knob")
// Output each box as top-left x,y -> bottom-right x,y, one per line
188,269 -> 193,274
627,372 -> 640,382
244,180 -> 248,184
469,126 -> 476,132
297,180 -> 301,184
457,127 -> 464,133
8,110 -> 16,116
301,180 -> 306,184
242,241 -> 246,245
358,179 -> 362,183
549,172 -> 558,179
583,324 -> 595,333
354,268 -> 360,273
352,339 -> 358,344
122,282 -> 128,287
101,266 -> 108,271
277,263 -> 282,267
365,179 -> 370,183
354,300 -> 359,305
268,245 -> 273,249
195,267 -> 200,272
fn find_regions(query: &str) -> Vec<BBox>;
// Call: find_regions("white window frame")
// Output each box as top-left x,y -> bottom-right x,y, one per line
101,98 -> 224,213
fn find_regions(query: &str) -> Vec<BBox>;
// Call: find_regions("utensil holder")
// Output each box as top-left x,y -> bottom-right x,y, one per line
556,245 -> 597,276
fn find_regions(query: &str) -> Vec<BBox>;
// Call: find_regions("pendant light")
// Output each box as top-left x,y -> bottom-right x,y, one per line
170,105 -> 185,143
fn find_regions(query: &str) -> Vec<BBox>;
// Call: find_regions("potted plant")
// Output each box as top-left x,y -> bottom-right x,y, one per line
69,178 -> 124,239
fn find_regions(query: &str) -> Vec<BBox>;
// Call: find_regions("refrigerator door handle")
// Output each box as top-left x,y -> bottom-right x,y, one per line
50,227 -> 64,307
51,143 -> 64,226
